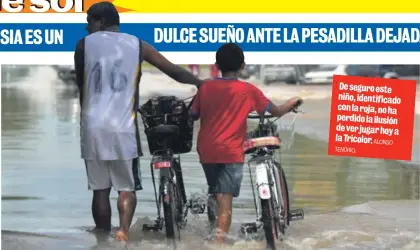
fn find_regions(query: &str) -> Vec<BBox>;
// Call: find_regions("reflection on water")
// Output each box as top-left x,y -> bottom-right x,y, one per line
281,134 -> 419,213
1,65 -> 31,83
1,66 -> 419,250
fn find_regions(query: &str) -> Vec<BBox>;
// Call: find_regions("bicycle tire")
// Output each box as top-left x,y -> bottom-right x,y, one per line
280,168 -> 290,226
261,196 -> 279,250
161,168 -> 181,242
172,159 -> 187,204
275,162 -> 290,226
273,162 -> 290,231
207,194 -> 218,231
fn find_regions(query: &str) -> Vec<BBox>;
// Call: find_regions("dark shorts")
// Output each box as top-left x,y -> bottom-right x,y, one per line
201,163 -> 244,197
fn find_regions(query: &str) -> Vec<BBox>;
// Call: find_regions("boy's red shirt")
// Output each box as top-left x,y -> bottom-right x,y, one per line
192,78 -> 272,164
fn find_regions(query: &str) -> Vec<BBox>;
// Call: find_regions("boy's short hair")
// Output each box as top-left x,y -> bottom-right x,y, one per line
87,2 -> 120,27
216,43 -> 245,74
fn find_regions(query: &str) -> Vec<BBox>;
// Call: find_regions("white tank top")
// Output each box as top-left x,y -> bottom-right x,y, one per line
80,31 -> 142,160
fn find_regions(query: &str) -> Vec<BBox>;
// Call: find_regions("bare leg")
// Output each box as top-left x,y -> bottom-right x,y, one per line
215,193 -> 233,243
116,191 -> 137,239
92,188 -> 112,232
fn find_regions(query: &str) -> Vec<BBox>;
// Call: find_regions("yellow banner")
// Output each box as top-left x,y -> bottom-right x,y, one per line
113,0 -> 420,13
0,0 -> 418,13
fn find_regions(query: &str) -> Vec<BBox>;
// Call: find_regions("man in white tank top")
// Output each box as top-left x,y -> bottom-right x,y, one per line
74,2 -> 201,242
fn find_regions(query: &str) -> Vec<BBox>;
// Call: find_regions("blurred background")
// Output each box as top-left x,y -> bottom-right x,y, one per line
1,64 -> 419,250
42,63 -> 420,86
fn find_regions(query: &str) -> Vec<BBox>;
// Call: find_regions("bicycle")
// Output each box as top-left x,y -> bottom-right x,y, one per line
239,103 -> 305,250
138,95 -> 202,246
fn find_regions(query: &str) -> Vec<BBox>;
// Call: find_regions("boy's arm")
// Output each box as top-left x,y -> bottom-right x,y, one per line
249,84 -> 302,117
142,41 -> 202,88
191,89 -> 201,121
267,98 -> 300,117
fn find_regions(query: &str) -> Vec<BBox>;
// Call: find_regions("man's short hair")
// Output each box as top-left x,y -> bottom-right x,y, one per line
87,2 -> 120,27
215,43 -> 245,74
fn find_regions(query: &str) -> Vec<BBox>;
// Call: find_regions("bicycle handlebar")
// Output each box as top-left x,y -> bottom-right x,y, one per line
248,113 -> 275,119
247,100 -> 304,119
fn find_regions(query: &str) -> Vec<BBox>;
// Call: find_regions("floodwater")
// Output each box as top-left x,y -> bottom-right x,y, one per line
1,66 -> 419,250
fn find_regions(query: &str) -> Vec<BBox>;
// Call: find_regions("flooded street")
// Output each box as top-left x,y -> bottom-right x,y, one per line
1,66 -> 419,250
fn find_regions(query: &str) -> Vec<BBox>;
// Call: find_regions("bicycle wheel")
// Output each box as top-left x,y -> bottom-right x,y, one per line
273,162 -> 290,228
172,159 -> 187,204
261,196 -> 279,250
161,168 -> 181,241
207,194 -> 218,231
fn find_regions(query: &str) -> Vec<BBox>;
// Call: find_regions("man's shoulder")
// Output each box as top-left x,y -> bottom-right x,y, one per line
85,32 -> 139,41
119,32 -> 140,41
75,37 -> 84,50
82,33 -> 100,45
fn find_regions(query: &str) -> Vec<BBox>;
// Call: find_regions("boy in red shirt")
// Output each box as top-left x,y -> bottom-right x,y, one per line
191,43 -> 302,243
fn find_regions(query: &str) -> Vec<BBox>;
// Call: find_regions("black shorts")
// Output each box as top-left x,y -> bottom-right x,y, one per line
201,163 -> 244,197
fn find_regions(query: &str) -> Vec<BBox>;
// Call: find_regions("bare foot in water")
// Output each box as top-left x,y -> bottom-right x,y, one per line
91,227 -> 111,244
115,230 -> 129,242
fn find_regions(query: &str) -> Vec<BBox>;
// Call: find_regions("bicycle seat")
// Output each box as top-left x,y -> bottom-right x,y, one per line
244,136 -> 281,154
148,124 -> 179,137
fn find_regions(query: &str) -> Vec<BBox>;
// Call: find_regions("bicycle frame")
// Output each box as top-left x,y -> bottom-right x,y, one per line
152,151 -> 176,213
247,148 -> 284,226
139,95 -> 200,234
242,109 -> 304,236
